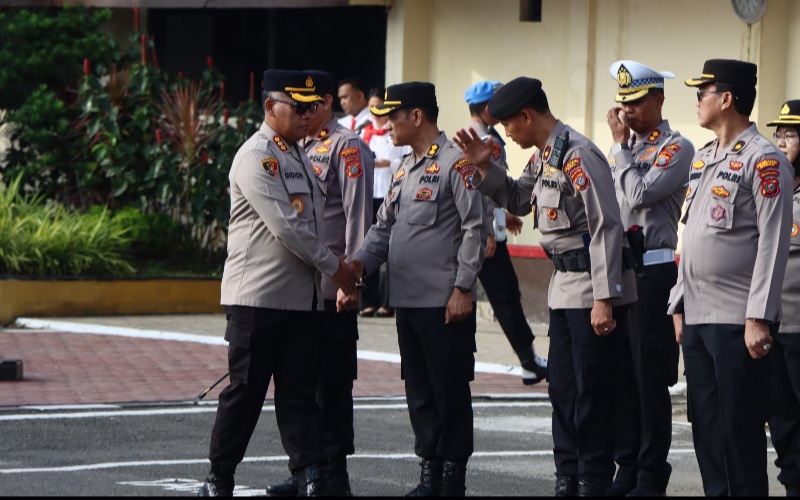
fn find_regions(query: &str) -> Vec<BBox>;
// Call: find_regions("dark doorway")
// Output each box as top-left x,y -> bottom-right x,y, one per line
149,6 -> 388,112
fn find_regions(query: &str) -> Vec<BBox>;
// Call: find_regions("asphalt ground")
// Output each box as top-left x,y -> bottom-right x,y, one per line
0,313 -> 785,496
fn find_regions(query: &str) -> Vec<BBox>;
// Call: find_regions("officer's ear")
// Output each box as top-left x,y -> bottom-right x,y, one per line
411,108 -> 423,127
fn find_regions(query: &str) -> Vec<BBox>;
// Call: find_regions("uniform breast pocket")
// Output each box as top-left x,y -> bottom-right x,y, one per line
537,188 -> 570,231
705,182 -> 739,230
408,184 -> 439,226
284,178 -> 313,220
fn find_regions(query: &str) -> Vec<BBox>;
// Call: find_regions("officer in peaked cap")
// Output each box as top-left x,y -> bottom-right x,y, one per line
198,69 -> 361,497
463,80 -> 550,387
766,100 -> 800,497
668,59 -> 793,496
454,77 -> 637,496
353,81 -> 487,496
603,60 -> 695,497
266,69 -> 374,497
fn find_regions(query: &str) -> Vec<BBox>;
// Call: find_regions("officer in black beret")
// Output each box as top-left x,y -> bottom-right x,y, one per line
669,59 -> 793,496
353,81 -> 487,496
197,69 -> 361,497
454,77 -> 637,496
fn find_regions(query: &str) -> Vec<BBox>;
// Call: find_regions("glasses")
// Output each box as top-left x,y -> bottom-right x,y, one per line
696,90 -> 724,102
271,98 -> 319,115
773,131 -> 800,142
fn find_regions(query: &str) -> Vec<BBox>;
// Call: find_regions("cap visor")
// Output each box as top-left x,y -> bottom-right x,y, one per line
767,117 -> 800,126
289,92 -> 323,103
684,77 -> 713,87
616,88 -> 650,103
370,105 -> 397,117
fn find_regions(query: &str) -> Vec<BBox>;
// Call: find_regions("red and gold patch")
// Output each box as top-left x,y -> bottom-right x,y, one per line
426,162 -> 440,174
760,170 -> 779,180
340,147 -> 360,159
761,178 -> 781,198
692,159 -> 705,170
315,145 -> 330,153
416,187 -> 433,200
637,154 -> 650,162
646,146 -> 657,153
547,208 -> 557,220
427,144 -> 440,156
655,150 -> 674,168
316,128 -> 330,139
324,138 -> 333,145
648,129 -> 661,142
452,158 -> 471,171
543,146 -> 551,162
792,222 -> 799,238
664,144 -> 681,152
711,205 -> 726,222
291,197 -> 305,214
492,143 -> 502,160
569,167 -> 590,191
273,135 -> 288,152
346,162 -> 363,178
262,157 -> 279,177
729,161 -> 743,171
395,168 -> 405,180
756,158 -> 780,171
460,166 -> 477,190
564,157 -> 581,175
733,140 -> 745,152
312,165 -> 322,176
711,185 -> 730,198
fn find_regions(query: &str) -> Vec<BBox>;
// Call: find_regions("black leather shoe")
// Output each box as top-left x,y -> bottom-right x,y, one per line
406,460 -> 443,497
358,307 -> 376,317
374,308 -> 395,318
578,476 -> 611,497
625,485 -> 665,497
439,460 -> 467,497
555,475 -> 578,497
518,346 -> 548,385
324,456 -> 352,497
266,474 -> 297,497
299,463 -> 326,497
198,471 -> 234,497
608,479 -> 636,496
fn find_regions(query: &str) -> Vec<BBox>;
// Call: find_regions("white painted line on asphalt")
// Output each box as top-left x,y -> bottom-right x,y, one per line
12,318 -> 536,377
0,401 -> 553,421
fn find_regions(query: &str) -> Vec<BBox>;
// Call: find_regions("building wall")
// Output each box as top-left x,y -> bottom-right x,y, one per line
386,0 -> 800,246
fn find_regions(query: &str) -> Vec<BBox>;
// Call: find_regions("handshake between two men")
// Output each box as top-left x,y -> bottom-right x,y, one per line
331,255 -> 366,312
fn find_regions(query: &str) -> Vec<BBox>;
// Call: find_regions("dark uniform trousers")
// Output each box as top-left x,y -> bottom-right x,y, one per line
396,306 -> 476,462
769,333 -> 800,490
361,198 -> 388,310
682,321 -> 775,496
549,305 -> 630,482
319,299 -> 359,458
209,305 -> 326,472
477,241 -> 535,354
613,262 -> 679,491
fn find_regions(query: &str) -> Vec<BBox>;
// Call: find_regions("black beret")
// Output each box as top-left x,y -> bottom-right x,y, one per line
303,69 -> 335,98
767,100 -> 800,127
262,69 -> 323,103
685,59 -> 757,88
488,77 -> 543,120
370,82 -> 437,116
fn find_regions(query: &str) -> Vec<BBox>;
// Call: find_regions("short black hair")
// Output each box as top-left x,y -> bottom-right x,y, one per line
714,82 -> 756,116
394,105 -> 440,124
368,87 -> 384,100
338,77 -> 367,95
468,102 -> 487,117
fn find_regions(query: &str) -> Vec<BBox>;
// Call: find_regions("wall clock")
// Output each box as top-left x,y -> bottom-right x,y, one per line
731,0 -> 768,24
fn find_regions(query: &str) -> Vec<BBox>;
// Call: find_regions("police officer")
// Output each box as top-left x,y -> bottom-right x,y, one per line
668,59 -> 793,496
266,70 -> 374,497
337,77 -> 371,138
766,100 -> 800,497
604,60 -> 695,497
352,82 -> 486,497
454,77 -> 637,497
197,69 -> 361,497
463,80 -> 548,386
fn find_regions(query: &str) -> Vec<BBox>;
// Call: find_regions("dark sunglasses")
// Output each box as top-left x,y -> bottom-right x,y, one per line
272,98 -> 319,115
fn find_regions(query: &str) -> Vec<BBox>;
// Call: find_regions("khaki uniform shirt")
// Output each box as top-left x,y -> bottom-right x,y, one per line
608,120 -> 695,250
354,132 -> 487,307
221,121 -> 339,311
304,117 -> 374,300
467,120 -> 507,241
668,123 -> 793,324
474,120 -> 636,309
779,185 -> 800,333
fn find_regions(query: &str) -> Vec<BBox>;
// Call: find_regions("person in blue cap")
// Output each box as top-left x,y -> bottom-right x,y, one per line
463,80 -> 548,386
603,60 -> 696,497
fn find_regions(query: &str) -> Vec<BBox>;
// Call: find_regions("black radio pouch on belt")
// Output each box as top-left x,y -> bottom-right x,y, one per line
623,225 -> 646,279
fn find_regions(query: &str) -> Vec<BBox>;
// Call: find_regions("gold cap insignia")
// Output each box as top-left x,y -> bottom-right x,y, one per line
782,103 -> 790,115
617,65 -> 632,88
306,76 -> 313,88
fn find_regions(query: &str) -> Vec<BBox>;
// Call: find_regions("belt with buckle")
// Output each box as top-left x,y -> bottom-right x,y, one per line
545,248 -> 591,273
643,248 -> 675,266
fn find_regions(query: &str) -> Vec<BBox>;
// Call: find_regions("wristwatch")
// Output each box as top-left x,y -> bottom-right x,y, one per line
611,142 -> 630,155
455,286 -> 471,294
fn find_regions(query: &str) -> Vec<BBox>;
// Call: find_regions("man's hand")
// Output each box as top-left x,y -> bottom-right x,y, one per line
606,107 -> 631,145
331,255 -> 360,296
375,159 -> 391,168
591,299 -> 616,336
673,314 -> 684,345
485,234 -> 496,259
336,288 -> 360,312
745,318 -> 774,360
446,287 -> 473,324
506,213 -> 523,235
452,128 -> 493,175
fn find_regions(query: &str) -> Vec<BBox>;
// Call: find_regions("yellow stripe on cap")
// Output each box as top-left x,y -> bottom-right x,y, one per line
290,92 -> 324,103
285,86 -> 315,92
615,84 -> 656,103
767,115 -> 800,126
370,105 -> 395,116
383,100 -> 402,106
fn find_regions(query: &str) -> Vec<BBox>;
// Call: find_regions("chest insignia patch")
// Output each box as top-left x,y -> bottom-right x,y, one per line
710,205 -> 726,222
664,143 -> 681,152
733,140 -> 745,152
291,197 -> 305,214
729,161 -> 743,171
312,165 -> 322,176
646,146 -> 657,153
427,144 -> 440,156
792,222 -> 799,238
395,168 -> 405,180
315,145 -> 330,153
262,157 -> 279,177
416,187 -> 433,200
426,163 -> 440,174
317,128 -> 330,140
711,185 -> 730,198
693,159 -> 705,170
648,129 -> 661,142
547,208 -> 558,220
543,146 -> 551,162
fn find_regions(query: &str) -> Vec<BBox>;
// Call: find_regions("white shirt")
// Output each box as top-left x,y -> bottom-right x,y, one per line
338,107 -> 372,139
368,123 -> 411,200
